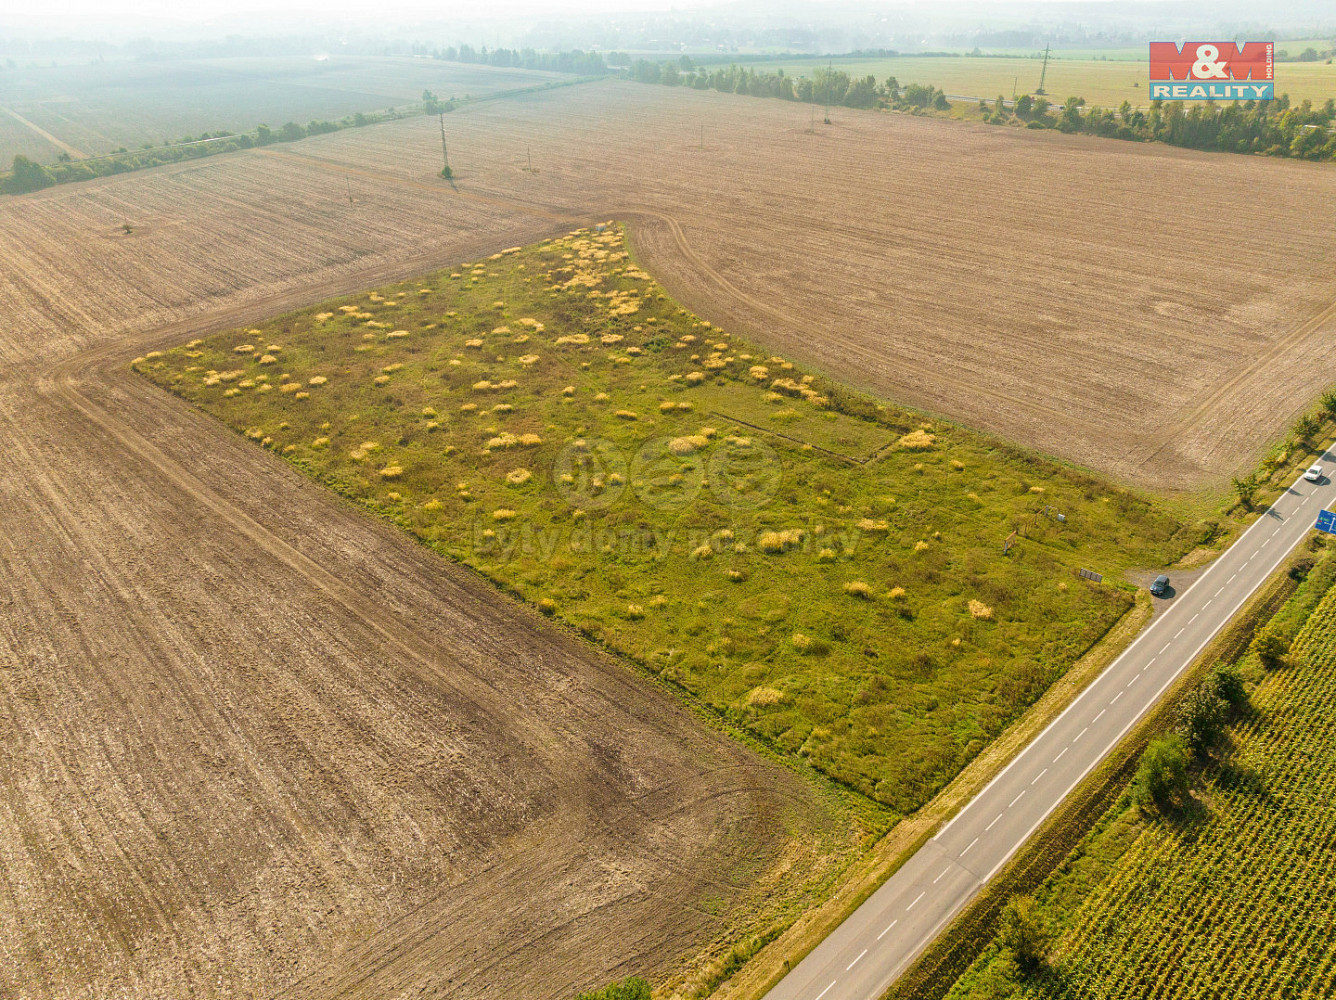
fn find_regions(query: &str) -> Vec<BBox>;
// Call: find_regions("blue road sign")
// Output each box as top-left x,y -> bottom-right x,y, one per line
1316,510 -> 1336,535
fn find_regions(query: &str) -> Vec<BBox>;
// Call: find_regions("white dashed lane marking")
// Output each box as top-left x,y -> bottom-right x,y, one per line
1053,747 -> 1068,763
907,891 -> 925,912
1074,726 -> 1089,742
985,813 -> 1003,832
877,919 -> 898,941
1009,790 -> 1026,808
1031,768 -> 1048,785
1093,709 -> 1106,723
960,837 -> 978,858
815,980 -> 836,1000
1111,691 -> 1124,705
933,866 -> 951,884
847,949 -> 867,971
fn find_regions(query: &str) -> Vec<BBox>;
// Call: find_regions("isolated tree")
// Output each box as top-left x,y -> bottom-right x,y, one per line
1253,624 -> 1292,669
1210,663 -> 1250,715
1176,684 -> 1228,756
1232,474 -> 1260,510
1015,94 -> 1034,117
1133,733 -> 1190,812
998,894 -> 1053,972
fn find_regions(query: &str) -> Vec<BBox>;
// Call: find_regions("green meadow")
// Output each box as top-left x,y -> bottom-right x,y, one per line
136,224 -> 1196,814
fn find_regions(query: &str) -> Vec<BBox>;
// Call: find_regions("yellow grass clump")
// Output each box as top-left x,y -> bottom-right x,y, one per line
614,409 -> 638,420
759,528 -> 805,553
951,459 -> 965,471
373,375 -> 391,386
473,380 -> 495,391
259,354 -> 278,365
312,437 -> 329,449
506,468 -> 533,485
685,371 -> 706,385
626,604 -> 645,620
233,344 -> 254,353
492,509 -> 517,521
315,312 -> 333,322
888,585 -> 907,600
518,354 -> 540,366
898,429 -> 937,451
387,330 -> 409,339
378,465 -> 404,479
857,518 -> 889,533
308,376 -> 327,386
601,334 -> 623,345
747,686 -> 786,707
464,339 -> 484,348
844,581 -> 871,598
968,599 -> 994,620
914,540 -> 931,552
690,544 -> 714,560
561,386 -> 575,396
669,435 -> 708,455
279,382 -> 302,394
555,333 -> 590,346
266,344 -> 282,352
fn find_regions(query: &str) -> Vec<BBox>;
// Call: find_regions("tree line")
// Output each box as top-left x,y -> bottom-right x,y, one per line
432,45 -> 621,76
629,56 -> 1336,161
0,108 -> 413,195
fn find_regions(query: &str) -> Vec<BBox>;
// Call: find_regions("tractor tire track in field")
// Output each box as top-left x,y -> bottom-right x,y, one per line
0,230 -> 830,999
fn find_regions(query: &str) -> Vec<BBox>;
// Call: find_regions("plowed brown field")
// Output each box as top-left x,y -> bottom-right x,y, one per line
2,79 -> 1333,999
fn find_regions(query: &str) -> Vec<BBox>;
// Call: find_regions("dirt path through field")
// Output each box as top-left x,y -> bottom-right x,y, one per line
0,104 -> 87,159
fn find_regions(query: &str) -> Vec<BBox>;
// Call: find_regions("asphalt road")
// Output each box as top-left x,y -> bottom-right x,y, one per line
765,448 -> 1336,1000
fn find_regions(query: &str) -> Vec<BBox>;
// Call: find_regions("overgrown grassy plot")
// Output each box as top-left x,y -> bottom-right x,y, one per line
137,224 -> 1190,813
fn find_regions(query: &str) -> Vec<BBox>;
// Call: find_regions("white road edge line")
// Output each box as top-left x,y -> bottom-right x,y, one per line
928,455 -> 1328,844
979,481 -> 1332,886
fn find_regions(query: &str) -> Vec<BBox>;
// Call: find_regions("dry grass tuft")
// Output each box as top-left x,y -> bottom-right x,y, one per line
506,468 -> 532,485
378,465 -> 404,479
307,376 -> 327,386
843,581 -> 871,598
759,528 -> 805,553
968,599 -> 994,620
492,509 -> 517,521
897,429 -> 937,451
888,585 -> 907,600
614,409 -> 638,420
669,435 -> 709,455
914,540 -> 931,553
746,686 -> 786,708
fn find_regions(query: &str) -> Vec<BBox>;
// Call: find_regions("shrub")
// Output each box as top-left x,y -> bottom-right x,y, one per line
1210,663 -> 1249,714
576,976 -> 651,1000
1132,733 -> 1190,812
997,894 -> 1052,972
1253,624 -> 1292,669
1175,685 -> 1228,756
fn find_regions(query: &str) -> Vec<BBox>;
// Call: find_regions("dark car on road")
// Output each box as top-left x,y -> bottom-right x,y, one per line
1150,574 -> 1170,597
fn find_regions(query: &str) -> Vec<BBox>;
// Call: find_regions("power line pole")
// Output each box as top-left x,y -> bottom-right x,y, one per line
1036,44 -> 1051,95
345,175 -> 352,204
438,113 -> 452,178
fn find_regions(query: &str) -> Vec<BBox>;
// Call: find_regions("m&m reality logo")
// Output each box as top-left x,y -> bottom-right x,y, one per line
1149,41 -> 1274,100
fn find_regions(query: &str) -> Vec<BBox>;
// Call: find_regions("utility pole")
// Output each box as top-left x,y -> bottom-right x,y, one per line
527,145 -> 533,171
346,175 -> 352,204
699,123 -> 704,151
438,113 -> 452,178
1036,44 -> 1051,95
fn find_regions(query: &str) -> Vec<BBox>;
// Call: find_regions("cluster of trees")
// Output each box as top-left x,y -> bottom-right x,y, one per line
0,108 -> 407,195
432,45 -> 619,75
629,58 -> 948,112
1133,663 -> 1251,813
985,91 -> 1336,160
1233,388 -> 1336,510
